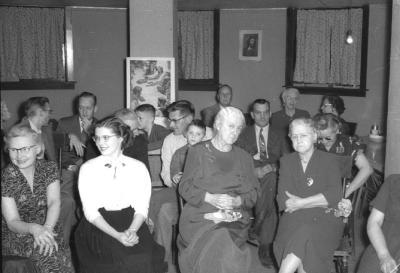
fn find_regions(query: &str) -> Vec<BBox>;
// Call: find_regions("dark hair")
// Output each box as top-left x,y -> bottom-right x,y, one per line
135,104 -> 156,116
78,91 -> 97,106
24,97 -> 50,117
166,100 -> 195,116
94,117 -> 133,150
321,95 -> 345,116
186,119 -> 206,133
249,99 -> 270,112
313,113 -> 340,132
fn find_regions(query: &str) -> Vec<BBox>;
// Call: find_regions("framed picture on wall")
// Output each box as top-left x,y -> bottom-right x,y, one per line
126,57 -> 175,119
239,30 -> 262,61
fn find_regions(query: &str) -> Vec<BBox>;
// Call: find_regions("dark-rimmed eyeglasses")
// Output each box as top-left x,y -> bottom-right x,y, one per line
92,135 -> 117,143
318,136 -> 334,141
168,115 -> 188,123
8,145 -> 37,154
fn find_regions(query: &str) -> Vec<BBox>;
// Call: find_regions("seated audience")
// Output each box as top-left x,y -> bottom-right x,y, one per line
152,100 -> 212,269
314,113 -> 373,198
274,118 -> 344,273
320,95 -> 351,135
114,108 -> 150,170
135,104 -> 170,151
19,97 -> 56,162
74,117 -> 166,273
170,119 -> 206,185
357,174 -> 400,273
270,88 -> 310,149
200,84 -> 233,127
2,125 -> 74,273
56,91 -> 98,242
236,98 -> 289,267
178,107 -> 259,273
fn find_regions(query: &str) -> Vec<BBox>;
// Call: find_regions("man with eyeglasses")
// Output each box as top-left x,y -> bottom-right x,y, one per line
56,91 -> 98,243
18,96 -> 56,162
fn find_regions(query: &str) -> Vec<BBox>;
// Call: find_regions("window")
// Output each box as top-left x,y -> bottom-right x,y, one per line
0,6 -> 74,89
285,7 -> 369,97
177,10 -> 219,91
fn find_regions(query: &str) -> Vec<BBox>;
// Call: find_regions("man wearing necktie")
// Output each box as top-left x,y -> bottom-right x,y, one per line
236,99 -> 289,267
56,91 -> 98,243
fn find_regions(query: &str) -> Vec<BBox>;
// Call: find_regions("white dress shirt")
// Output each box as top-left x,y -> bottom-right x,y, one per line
78,154 -> 151,222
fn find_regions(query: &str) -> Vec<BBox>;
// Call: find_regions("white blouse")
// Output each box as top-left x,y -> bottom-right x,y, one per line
78,154 -> 151,222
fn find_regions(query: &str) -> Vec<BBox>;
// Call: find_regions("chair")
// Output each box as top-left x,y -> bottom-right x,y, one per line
53,132 -> 67,171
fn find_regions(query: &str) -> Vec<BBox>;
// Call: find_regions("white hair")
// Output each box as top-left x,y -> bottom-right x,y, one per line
282,87 -> 300,101
213,106 -> 245,129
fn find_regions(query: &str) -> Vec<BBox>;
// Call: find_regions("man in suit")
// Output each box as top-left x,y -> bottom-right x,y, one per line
135,103 -> 170,152
56,91 -> 98,243
200,84 -> 232,127
236,99 -> 289,267
19,97 -> 56,162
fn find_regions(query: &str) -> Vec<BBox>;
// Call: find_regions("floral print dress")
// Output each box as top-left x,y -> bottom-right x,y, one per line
1,159 -> 74,273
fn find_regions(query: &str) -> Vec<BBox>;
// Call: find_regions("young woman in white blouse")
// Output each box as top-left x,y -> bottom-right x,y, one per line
74,117 -> 166,273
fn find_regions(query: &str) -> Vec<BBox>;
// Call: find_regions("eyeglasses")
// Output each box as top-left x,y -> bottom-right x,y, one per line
318,136 -> 334,141
168,115 -> 188,123
92,135 -> 117,143
8,145 -> 37,154
289,134 -> 309,142
321,103 -> 333,109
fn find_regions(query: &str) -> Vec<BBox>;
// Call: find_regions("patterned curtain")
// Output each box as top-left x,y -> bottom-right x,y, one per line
294,8 -> 362,86
178,11 -> 213,79
0,7 -> 65,82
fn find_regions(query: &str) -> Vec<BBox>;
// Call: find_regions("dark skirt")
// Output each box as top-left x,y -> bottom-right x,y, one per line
74,207 -> 167,273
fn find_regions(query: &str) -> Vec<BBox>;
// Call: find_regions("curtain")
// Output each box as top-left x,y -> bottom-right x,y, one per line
178,11 -> 213,79
0,7 -> 65,82
294,8 -> 362,86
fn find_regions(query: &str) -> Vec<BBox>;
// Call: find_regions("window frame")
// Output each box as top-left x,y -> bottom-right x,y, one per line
178,9 -> 220,92
285,6 -> 369,97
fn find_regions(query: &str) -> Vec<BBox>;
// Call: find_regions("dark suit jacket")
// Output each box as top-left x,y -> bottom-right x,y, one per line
200,103 -> 221,128
19,118 -> 57,162
57,115 -> 96,169
235,125 -> 289,168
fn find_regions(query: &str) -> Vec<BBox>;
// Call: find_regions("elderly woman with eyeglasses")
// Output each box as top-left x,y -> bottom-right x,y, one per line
74,117 -> 166,273
1,124 -> 74,273
178,107 -> 259,273
274,118 -> 344,273
314,113 -> 373,198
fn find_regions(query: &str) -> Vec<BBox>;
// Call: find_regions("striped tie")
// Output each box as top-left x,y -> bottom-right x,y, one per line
259,128 -> 267,161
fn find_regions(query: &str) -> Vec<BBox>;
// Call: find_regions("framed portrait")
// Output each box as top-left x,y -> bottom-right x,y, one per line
239,30 -> 262,61
126,57 -> 175,118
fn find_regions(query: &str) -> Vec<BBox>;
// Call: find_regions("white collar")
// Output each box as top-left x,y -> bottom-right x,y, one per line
29,119 -> 41,133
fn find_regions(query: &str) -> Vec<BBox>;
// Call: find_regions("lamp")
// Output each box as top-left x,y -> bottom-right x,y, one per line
345,8 -> 354,45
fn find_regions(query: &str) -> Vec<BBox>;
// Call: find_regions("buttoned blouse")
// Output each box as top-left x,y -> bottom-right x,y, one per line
78,154 -> 151,222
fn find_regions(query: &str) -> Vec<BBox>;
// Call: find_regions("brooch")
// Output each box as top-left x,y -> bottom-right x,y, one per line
306,177 -> 314,187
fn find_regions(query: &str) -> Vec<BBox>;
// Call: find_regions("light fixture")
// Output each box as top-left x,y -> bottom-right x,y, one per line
345,8 -> 354,45
346,30 -> 354,44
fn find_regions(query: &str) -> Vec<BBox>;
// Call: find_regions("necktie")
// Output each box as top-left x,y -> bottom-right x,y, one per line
259,128 -> 267,161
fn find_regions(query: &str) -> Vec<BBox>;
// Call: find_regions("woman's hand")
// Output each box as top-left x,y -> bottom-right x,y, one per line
172,172 -> 183,185
284,191 -> 304,213
117,231 -> 138,247
124,229 -> 140,246
378,253 -> 398,273
205,193 -> 241,209
30,224 -> 58,256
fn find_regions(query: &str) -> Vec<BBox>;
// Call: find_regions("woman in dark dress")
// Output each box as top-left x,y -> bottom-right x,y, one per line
2,124 -> 74,273
357,174 -> 400,273
274,118 -> 344,273
74,117 -> 166,273
178,107 -> 259,273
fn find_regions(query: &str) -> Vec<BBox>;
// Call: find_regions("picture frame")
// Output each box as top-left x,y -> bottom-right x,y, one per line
239,30 -> 262,62
126,57 -> 175,117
